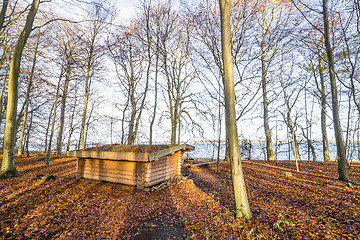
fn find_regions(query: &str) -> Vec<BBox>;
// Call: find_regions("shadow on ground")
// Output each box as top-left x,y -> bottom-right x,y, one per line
131,212 -> 187,240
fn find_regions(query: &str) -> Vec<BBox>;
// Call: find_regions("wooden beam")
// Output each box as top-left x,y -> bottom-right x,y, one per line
66,151 -> 148,162
148,144 -> 195,162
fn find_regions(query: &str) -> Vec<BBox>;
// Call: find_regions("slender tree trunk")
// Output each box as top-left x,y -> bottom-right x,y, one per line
25,110 -> 33,157
80,64 -> 91,149
170,104 -> 178,145
319,67 -> 330,162
217,89 -> 222,173
128,96 -> 136,145
66,94 -> 77,152
132,74 -> 149,145
1,0 -> 39,176
261,45 -> 274,161
56,67 -> 71,155
322,0 -> 349,181
0,66 -> 8,131
0,0 -> 9,31
149,46 -> 159,145
84,103 -> 94,147
301,127 -> 317,162
80,33 -> 96,149
219,0 -> 252,219
46,77 -> 61,167
178,117 -> 181,144
43,101 -> 55,154
281,84 -> 300,171
18,34 -> 40,156
305,88 -> 310,163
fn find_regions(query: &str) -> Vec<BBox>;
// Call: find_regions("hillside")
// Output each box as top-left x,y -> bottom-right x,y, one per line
0,156 -> 359,239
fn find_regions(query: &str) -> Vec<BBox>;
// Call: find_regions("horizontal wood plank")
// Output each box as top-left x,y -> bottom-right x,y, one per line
67,151 -> 149,162
79,158 -> 137,172
148,144 -> 194,162
80,169 -> 137,181
82,173 -> 137,185
147,170 -> 177,182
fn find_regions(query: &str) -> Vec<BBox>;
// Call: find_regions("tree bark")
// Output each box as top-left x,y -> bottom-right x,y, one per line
56,66 -> 71,155
1,0 -> 39,176
322,0 -> 349,181
25,110 -> 33,157
319,67 -> 330,162
46,77 -> 61,167
0,0 -> 9,31
219,0 -> 252,219
18,33 -> 40,156
261,44 -> 274,161
66,94 -> 77,152
281,85 -> 300,171
80,57 -> 91,149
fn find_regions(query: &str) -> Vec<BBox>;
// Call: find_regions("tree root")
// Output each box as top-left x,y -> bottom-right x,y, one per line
0,169 -> 23,178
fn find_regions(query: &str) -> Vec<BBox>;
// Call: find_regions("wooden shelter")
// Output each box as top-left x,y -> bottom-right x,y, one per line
66,144 -> 194,189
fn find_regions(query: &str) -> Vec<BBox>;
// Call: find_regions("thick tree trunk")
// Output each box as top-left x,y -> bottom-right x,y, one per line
322,0 -> 349,181
219,0 -> 252,219
1,0 -> 39,176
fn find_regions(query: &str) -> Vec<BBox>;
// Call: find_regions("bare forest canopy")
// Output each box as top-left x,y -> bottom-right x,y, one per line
0,0 -> 359,163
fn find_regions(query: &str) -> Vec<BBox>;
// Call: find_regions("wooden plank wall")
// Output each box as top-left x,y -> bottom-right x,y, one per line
78,158 -> 138,186
144,151 -> 181,187
77,151 -> 183,189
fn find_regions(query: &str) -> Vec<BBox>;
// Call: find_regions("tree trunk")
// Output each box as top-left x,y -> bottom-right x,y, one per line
219,0 -> 252,219
0,0 -> 9,31
170,105 -> 178,145
43,101 -> 55,154
322,0 -> 349,181
46,76 -> 61,167
319,66 -> 330,162
261,44 -> 274,161
80,31 -> 96,149
0,66 -> 8,132
80,62 -> 91,149
17,33 -> 40,156
281,83 -> 300,171
149,45 -> 159,145
25,110 -> 33,157
301,127 -> 317,162
56,67 -> 71,155
1,0 -> 39,176
217,89 -> 222,173
84,103 -> 94,147
66,94 -> 77,152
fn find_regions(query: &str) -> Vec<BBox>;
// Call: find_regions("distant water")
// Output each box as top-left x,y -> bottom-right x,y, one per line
189,142 -> 360,162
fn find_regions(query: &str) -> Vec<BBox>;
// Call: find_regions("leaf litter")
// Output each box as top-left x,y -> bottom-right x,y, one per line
0,155 -> 359,239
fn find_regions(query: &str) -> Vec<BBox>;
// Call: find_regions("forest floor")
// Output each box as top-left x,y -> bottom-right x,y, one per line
0,155 -> 359,239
